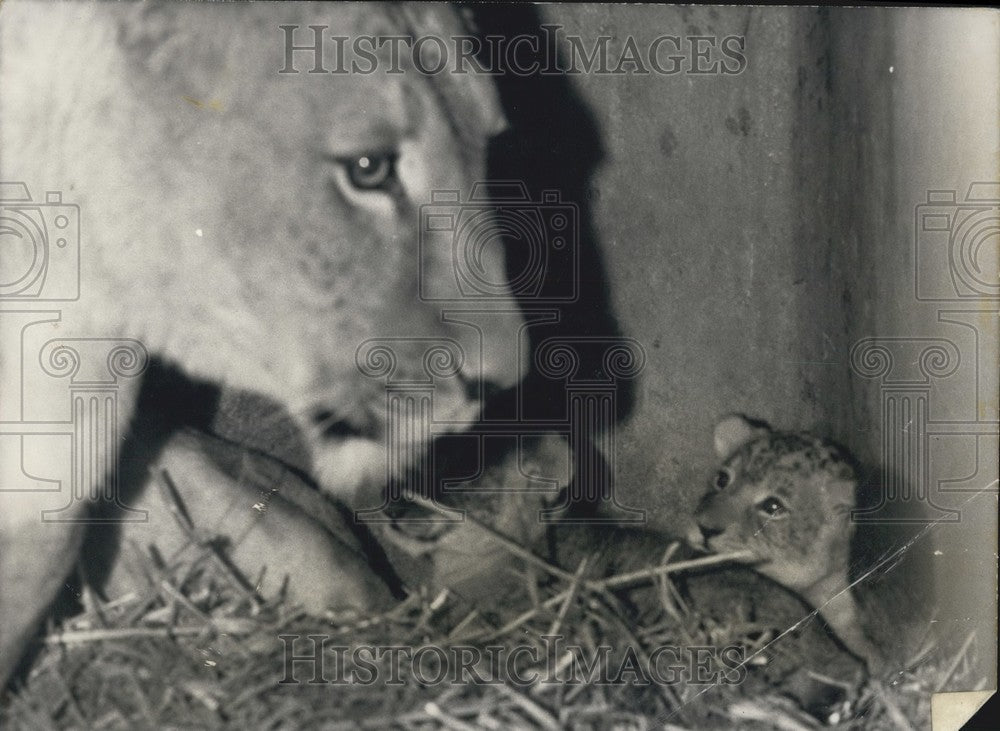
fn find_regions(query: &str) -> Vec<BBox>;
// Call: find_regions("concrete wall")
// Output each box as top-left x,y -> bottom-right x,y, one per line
829,7 -> 998,680
537,6 -> 857,527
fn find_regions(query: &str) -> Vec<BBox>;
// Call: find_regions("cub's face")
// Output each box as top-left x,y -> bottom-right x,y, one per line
0,2 -> 526,495
690,416 -> 858,592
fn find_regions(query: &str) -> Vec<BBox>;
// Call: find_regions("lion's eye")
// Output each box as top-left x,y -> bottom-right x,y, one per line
757,496 -> 787,517
713,469 -> 732,490
343,153 -> 397,191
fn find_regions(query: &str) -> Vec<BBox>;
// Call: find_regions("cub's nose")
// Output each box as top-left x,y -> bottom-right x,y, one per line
687,522 -> 724,550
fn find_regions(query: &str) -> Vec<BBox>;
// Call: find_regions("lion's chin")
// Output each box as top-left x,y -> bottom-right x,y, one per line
308,394 -> 491,503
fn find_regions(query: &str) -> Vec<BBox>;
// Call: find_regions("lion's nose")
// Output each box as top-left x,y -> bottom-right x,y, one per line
471,328 -> 527,394
448,309 -> 528,396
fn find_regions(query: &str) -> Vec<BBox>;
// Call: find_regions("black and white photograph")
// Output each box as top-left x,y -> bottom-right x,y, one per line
0,2 -> 996,728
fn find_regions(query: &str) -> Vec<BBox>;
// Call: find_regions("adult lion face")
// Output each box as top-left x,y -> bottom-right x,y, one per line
1,2 -> 527,499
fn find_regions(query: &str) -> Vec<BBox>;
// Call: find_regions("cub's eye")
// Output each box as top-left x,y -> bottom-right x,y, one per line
756,496 -> 788,517
342,153 -> 398,191
713,469 -> 732,490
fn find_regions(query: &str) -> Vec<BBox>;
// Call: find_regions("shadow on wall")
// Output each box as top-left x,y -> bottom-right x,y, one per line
426,5 -> 640,518
472,4 -> 633,420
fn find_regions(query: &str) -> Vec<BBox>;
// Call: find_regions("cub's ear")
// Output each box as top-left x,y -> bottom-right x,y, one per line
713,414 -> 769,458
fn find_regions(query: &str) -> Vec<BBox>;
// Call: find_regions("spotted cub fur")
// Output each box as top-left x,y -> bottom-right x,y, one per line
689,415 -> 885,675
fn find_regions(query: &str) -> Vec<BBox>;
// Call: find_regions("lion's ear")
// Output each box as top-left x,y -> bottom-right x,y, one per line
713,415 -> 768,458
395,4 -> 508,140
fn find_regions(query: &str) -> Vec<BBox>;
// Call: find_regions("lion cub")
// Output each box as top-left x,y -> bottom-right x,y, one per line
689,415 -> 890,676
